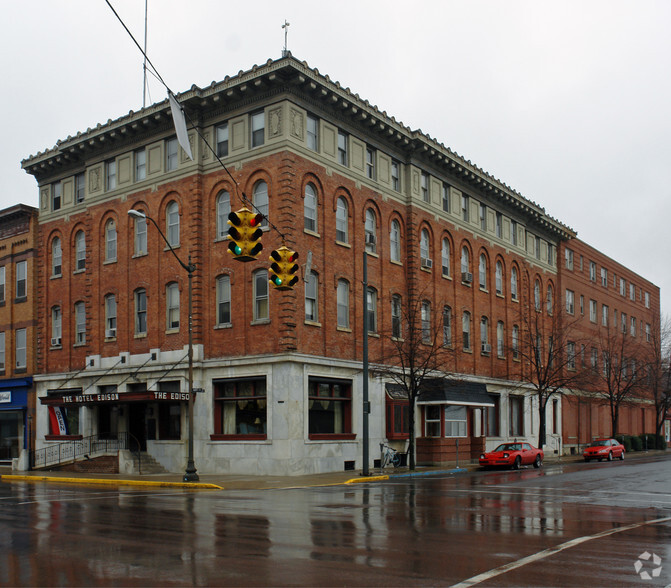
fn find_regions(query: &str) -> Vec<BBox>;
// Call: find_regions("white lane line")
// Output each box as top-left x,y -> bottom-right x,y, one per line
451,515 -> 671,588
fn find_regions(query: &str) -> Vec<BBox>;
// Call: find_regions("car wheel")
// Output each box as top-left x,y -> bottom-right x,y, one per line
533,455 -> 542,469
512,456 -> 521,470
619,451 -> 624,461
607,452 -> 613,461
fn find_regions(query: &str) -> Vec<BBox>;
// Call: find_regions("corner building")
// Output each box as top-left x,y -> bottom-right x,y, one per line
22,55 -> 659,474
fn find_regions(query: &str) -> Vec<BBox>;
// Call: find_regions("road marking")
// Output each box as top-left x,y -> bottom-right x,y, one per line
451,515 -> 671,588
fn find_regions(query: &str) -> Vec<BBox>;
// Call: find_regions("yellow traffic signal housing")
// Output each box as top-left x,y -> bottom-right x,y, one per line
269,246 -> 299,290
227,207 -> 263,261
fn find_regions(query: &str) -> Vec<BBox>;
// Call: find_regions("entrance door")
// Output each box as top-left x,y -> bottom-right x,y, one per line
128,403 -> 147,451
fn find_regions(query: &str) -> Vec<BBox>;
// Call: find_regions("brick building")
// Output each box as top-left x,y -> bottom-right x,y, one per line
20,55 -> 660,474
0,204 -> 37,467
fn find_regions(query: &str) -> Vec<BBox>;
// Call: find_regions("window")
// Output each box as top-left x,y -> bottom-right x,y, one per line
0,332 -> 5,371
495,212 -> 502,238
15,261 -> 26,300
443,306 -> 452,347
646,323 -> 651,342
580,294 -> 584,315
390,220 -> 401,263
480,316 -> 489,353
590,261 -> 596,282
512,325 -> 520,359
565,289 -> 574,315
462,311 -> 471,350
216,191 -> 231,239
308,378 -> 352,437
132,211 -> 147,255
0,267 -> 5,303
602,304 -> 609,327
497,321 -> 504,357
460,247 -> 470,275
304,183 -> 318,232
391,160 -> 400,192
253,270 -> 269,321
51,237 -> 62,277
567,342 -> 576,370
336,197 -> 349,243
461,195 -> 469,222
251,111 -> 265,147
74,301 -> 86,344
630,283 -> 635,301
425,405 -> 442,437
135,148 -> 146,181
547,285 -> 554,314
337,280 -> 350,329
421,301 -> 431,344
366,287 -> 377,333
386,393 -> 409,440
645,292 -> 650,308
511,220 -> 518,246
135,289 -> 147,335
509,396 -> 524,437
105,219 -> 117,262
166,282 -> 180,330
621,312 -> 627,334
307,114 -> 319,151
630,316 -> 636,337
391,294 -> 402,339
305,271 -> 318,322
364,209 -> 376,253
441,239 -> 450,277
366,147 -> 376,180
253,181 -> 269,228
479,204 -> 486,231
216,275 -> 231,326
511,266 -> 518,300
51,306 -> 62,345
106,160 -> 116,191
51,182 -> 61,211
421,172 -> 429,202
548,244 -> 556,266
420,229 -> 431,267
495,261 -> 503,295
75,231 -> 86,271
15,329 -> 26,370
213,377 -> 267,437
216,123 -> 229,157
445,406 -> 467,437
590,300 -> 597,322
534,280 -> 541,311
166,201 -> 180,247
535,236 -> 541,259
337,131 -> 348,166
105,294 -> 116,338
75,173 -> 85,204
565,248 -> 574,270
166,137 -> 178,171
620,278 -> 626,296
442,183 -> 450,212
479,254 -> 487,290
601,267 -> 608,287
486,395 -> 500,436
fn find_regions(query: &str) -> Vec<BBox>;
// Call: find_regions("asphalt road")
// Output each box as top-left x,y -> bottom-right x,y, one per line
1,455 -> 670,587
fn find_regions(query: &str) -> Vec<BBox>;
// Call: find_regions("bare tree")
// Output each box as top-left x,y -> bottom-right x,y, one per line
642,314 -> 671,441
371,293 -> 452,470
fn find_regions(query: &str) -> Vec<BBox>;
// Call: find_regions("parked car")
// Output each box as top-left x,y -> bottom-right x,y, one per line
583,439 -> 625,462
479,442 -> 543,470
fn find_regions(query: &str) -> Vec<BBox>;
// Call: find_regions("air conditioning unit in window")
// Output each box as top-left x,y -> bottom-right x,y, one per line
365,234 -> 376,246
51,337 -> 61,347
421,258 -> 433,269
105,329 -> 116,339
481,343 -> 491,354
462,272 -> 473,284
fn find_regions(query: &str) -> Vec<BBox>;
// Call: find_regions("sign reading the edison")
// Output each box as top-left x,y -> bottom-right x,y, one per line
58,391 -> 190,404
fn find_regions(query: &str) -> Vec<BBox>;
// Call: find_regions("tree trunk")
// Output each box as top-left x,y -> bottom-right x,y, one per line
538,396 -> 547,449
408,396 -> 416,470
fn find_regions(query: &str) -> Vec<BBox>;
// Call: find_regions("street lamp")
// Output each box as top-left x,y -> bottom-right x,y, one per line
128,209 -> 199,482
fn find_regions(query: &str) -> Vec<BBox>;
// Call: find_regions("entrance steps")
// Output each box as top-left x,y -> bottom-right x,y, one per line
120,451 -> 169,475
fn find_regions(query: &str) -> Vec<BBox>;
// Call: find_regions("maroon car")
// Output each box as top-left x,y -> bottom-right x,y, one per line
479,442 -> 543,470
583,438 -> 625,462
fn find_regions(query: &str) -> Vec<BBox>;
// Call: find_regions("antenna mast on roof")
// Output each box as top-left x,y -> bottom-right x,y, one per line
282,20 -> 290,57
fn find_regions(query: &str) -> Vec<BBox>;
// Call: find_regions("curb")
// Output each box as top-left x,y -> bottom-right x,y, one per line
0,474 -> 223,490
345,475 -> 389,484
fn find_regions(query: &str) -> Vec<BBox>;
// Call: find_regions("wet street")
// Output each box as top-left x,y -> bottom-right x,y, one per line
1,455 -> 671,587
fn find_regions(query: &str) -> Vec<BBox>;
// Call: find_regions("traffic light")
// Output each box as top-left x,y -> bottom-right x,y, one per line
269,246 -> 299,290
227,208 -> 263,261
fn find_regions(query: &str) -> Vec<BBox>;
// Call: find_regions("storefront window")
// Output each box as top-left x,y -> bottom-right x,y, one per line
213,377 -> 266,437
308,378 -> 352,438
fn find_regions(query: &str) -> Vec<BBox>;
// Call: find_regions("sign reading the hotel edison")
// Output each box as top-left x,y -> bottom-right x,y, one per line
0,391 -> 10,403
57,391 -> 190,405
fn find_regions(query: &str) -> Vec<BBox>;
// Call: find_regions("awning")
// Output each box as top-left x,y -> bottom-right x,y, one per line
416,379 -> 495,407
41,389 -> 190,406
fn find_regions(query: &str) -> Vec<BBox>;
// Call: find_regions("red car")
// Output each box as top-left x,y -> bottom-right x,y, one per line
479,442 -> 544,470
583,439 -> 625,462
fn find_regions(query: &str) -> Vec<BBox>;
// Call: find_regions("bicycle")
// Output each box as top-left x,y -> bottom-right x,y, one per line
380,443 -> 401,469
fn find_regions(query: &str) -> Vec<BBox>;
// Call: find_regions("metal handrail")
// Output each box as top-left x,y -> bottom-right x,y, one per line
30,432 -> 131,470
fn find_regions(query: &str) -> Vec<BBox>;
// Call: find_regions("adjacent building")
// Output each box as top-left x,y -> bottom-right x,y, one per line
20,54 -> 660,474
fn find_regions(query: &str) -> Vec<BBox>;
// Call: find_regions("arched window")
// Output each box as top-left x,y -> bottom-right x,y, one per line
105,294 -> 117,338
547,285 -> 554,315
105,220 -> 117,262
166,201 -> 179,247
74,301 -> 86,344
512,325 -> 520,359
253,181 -> 269,228
479,254 -> 487,289
51,306 -> 62,345
253,269 -> 269,321
216,191 -> 231,239
511,266 -> 518,300
336,197 -> 348,243
420,229 -> 430,266
305,271 -> 318,322
443,305 -> 452,347
481,316 -> 490,353
75,231 -> 86,271
51,237 -> 62,276
216,275 -> 231,326
462,311 -> 471,350
135,289 -> 147,335
441,239 -> 450,277
366,287 -> 377,333
461,246 -> 470,276
390,220 -> 401,263
495,261 -> 503,295
166,282 -> 180,330
365,209 -> 377,253
391,294 -> 402,338
534,279 -> 541,311
132,210 -> 147,256
304,183 -> 318,232
337,279 -> 350,329
497,321 -> 505,357
421,301 -> 431,343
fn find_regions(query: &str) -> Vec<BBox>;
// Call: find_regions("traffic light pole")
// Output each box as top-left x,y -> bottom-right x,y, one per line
362,251 -> 370,476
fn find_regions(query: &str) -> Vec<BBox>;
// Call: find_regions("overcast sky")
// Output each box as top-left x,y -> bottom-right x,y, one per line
3,0 -> 670,313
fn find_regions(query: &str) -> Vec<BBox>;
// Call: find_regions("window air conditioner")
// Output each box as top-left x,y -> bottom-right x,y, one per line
462,272 -> 473,283
51,337 -> 62,346
365,234 -> 376,245
481,343 -> 491,354
105,329 -> 116,339
421,258 -> 433,269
